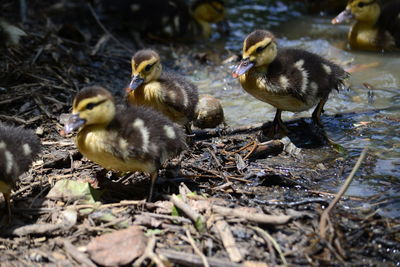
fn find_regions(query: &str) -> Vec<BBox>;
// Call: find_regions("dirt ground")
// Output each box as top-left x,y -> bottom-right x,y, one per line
1,1 -> 399,266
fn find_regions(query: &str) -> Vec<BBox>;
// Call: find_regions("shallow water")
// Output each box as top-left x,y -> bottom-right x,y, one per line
182,0 -> 400,217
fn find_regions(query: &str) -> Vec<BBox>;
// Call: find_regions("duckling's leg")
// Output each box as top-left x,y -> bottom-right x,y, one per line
271,109 -> 289,135
312,97 -> 328,127
147,172 -> 158,202
185,123 -> 193,136
3,192 -> 11,220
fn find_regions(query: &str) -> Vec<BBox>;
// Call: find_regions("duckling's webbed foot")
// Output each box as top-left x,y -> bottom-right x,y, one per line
312,97 -> 328,127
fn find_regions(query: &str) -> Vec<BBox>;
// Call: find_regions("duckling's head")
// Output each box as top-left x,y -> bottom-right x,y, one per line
128,49 -> 162,91
191,0 -> 225,23
232,30 -> 277,78
65,86 -> 116,134
332,0 -> 380,24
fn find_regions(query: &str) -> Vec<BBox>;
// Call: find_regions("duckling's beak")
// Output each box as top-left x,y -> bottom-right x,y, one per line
64,113 -> 86,134
232,58 -> 254,78
332,8 -> 353,24
128,75 -> 144,91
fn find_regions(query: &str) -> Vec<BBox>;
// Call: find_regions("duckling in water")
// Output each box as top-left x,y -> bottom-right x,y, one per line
126,49 -> 199,134
232,30 -> 348,137
64,86 -> 186,201
0,124 -> 41,218
332,0 -> 400,51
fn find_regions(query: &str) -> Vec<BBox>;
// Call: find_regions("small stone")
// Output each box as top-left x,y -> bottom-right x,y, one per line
35,127 -> 44,136
194,94 -> 224,129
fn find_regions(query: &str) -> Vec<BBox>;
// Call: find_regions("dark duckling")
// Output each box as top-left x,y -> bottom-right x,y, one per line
232,30 -> 348,136
126,49 -> 199,134
64,86 -> 187,200
0,124 -> 41,217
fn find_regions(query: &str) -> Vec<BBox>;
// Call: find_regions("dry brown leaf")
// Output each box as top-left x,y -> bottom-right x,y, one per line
86,226 -> 147,266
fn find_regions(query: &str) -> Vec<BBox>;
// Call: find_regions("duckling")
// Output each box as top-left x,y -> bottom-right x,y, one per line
0,124 -> 41,218
232,30 -> 348,137
332,0 -> 400,51
126,49 -> 199,134
0,18 -> 26,47
64,86 -> 186,200
100,0 -> 228,42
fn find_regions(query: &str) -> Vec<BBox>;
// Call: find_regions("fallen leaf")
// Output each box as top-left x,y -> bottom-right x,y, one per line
87,226 -> 147,266
46,179 -> 101,204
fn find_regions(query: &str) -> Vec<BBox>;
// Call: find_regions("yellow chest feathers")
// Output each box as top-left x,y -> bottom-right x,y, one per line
76,127 -> 155,173
127,82 -> 188,125
239,72 -> 314,112
349,23 -> 395,50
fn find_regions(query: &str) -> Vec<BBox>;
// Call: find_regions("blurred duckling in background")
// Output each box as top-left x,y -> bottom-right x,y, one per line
0,18 -> 26,46
100,0 -> 228,42
127,49 -> 199,134
332,0 -> 400,51
232,30 -> 348,137
64,86 -> 186,201
0,124 -> 41,218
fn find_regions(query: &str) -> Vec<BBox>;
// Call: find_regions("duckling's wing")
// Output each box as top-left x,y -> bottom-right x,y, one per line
108,106 -> 186,163
272,49 -> 347,101
160,71 -> 198,120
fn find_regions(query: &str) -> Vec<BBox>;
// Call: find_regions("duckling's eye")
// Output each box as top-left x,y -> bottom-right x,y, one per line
256,46 -> 266,53
86,103 -> 96,110
145,64 -> 153,72
358,2 -> 365,7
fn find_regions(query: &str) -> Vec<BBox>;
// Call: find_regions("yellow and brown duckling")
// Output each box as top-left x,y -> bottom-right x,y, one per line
232,30 -> 348,137
332,0 -> 400,51
126,49 -> 199,134
0,124 -> 41,218
64,86 -> 186,200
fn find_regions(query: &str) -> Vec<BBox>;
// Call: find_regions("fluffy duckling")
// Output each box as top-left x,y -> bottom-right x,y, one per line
332,0 -> 400,50
0,124 -> 41,217
126,49 -> 199,134
64,86 -> 186,200
232,30 -> 348,136
101,0 -> 228,42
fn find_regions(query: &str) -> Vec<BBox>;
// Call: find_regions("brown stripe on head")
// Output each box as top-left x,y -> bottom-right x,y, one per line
73,86 -> 113,110
131,49 -> 160,70
244,30 -> 275,52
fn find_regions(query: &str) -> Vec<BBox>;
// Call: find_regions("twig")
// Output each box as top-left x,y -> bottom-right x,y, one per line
185,229 -> 209,267
133,235 -> 165,267
214,220 -> 243,263
169,194 -> 206,233
319,147 -> 368,238
243,141 -> 258,160
251,226 -> 287,267
212,205 -> 291,225
87,3 -> 134,53
207,147 -> 222,169
140,212 -> 192,224
157,249 -> 242,267
72,200 -> 145,210
62,240 -> 97,267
